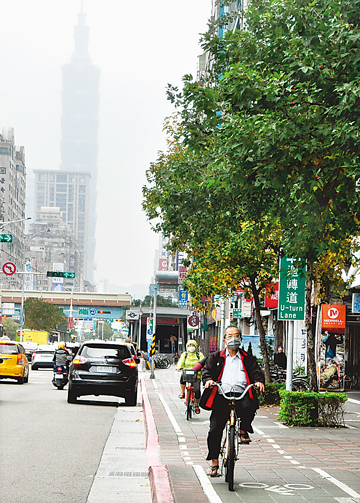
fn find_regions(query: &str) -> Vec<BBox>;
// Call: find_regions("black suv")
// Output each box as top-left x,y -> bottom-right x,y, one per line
67,341 -> 139,405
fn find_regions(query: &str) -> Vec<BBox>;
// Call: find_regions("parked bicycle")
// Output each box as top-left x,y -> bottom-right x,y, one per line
270,364 -> 310,392
216,382 -> 254,491
182,369 -> 200,420
153,354 -> 171,369
343,373 -> 358,389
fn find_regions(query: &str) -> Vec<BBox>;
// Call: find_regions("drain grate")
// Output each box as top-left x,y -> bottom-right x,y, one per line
115,446 -> 145,450
108,471 -> 148,478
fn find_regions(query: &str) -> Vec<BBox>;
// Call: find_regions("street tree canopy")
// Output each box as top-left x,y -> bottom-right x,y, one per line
24,298 -> 67,333
143,0 -> 360,388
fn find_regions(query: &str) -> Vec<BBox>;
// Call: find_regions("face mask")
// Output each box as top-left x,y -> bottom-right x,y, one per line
188,346 -> 196,353
226,337 -> 241,350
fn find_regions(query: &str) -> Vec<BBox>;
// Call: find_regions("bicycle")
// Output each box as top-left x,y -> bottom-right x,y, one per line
215,382 -> 254,491
153,354 -> 171,369
343,373 -> 358,389
271,364 -> 310,392
182,369 -> 199,420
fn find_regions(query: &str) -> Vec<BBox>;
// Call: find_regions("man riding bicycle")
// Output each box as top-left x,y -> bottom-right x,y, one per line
202,326 -> 265,476
177,340 -> 204,414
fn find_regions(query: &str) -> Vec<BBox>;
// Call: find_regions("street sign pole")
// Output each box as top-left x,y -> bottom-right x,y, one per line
286,321 -> 294,391
150,287 -> 157,379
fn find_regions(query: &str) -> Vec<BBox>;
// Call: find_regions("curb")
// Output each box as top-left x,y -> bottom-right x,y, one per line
141,376 -> 174,503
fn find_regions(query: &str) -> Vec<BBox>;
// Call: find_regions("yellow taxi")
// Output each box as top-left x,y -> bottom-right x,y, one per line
0,336 -> 29,384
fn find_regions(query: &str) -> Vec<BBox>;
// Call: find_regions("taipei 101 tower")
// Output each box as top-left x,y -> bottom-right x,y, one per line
60,3 -> 100,284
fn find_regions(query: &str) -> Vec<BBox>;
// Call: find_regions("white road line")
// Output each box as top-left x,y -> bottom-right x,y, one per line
253,427 -> 265,435
193,465 -> 223,503
157,392 -> 182,434
312,468 -> 360,498
347,398 -> 360,405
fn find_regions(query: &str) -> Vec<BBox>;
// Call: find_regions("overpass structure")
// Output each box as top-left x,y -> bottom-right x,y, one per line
0,290 -> 132,322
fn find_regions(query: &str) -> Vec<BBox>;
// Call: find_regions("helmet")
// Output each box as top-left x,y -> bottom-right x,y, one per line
58,342 -> 65,350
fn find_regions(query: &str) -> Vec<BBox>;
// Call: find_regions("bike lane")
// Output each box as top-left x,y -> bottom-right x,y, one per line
143,366 -> 360,503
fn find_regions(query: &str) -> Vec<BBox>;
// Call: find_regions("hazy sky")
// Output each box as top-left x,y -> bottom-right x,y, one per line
0,0 -> 211,297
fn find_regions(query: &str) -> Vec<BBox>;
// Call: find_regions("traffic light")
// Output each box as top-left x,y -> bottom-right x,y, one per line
47,271 -> 76,278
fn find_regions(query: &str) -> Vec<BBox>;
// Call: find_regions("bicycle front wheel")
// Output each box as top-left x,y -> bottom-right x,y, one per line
225,425 -> 236,491
186,388 -> 192,420
162,357 -> 171,369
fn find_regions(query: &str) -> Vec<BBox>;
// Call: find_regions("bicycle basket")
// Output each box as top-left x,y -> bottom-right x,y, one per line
182,369 -> 198,383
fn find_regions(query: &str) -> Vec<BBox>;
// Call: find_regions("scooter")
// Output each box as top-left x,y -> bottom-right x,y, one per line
52,365 -> 68,390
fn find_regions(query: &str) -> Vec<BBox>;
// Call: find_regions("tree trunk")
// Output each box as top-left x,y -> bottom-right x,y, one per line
250,275 -> 271,382
305,260 -> 318,392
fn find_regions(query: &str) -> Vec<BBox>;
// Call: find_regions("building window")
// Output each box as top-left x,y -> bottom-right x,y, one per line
0,148 -> 9,155
57,174 -> 67,183
56,184 -> 67,192
38,173 -> 44,181
50,174 -> 55,182
37,183 -> 45,191
79,185 -> 86,193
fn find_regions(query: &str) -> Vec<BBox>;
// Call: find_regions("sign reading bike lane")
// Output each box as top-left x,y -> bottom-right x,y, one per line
278,256 -> 306,321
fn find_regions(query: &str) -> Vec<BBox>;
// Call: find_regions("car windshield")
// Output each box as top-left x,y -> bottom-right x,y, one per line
36,351 -> 54,355
81,345 -> 130,360
0,344 -> 18,355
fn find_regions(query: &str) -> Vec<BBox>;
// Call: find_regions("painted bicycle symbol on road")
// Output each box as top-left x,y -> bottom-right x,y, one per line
239,482 -> 314,496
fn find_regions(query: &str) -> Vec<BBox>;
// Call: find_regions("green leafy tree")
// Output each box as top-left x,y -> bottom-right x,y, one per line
150,0 -> 360,390
2,318 -> 19,340
24,298 -> 67,333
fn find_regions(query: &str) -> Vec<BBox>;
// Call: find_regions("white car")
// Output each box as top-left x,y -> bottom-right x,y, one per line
31,345 -> 56,370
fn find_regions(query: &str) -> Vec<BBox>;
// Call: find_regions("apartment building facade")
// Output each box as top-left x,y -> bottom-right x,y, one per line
0,128 -> 27,289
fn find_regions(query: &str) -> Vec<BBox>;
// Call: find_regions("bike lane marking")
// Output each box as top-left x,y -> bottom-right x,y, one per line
347,398 -> 360,405
254,424 -> 360,497
311,468 -> 360,499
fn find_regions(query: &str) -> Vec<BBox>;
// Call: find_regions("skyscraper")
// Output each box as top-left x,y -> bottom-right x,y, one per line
60,4 -> 100,282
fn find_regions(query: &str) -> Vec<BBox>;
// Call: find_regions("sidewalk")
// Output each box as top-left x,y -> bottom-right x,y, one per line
144,365 -> 360,503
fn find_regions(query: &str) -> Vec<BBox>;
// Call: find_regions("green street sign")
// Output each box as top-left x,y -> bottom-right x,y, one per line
278,256 -> 306,321
47,271 -> 76,278
0,234 -> 12,243
79,308 -> 89,316
232,308 -> 242,318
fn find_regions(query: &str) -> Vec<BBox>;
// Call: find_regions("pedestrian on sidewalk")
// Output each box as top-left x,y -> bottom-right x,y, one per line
177,340 -> 204,414
170,334 -> 177,354
274,346 -> 287,369
201,326 -> 265,477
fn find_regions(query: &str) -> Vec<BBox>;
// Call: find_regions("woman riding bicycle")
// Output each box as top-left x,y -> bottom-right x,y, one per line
202,326 -> 264,476
177,340 -> 204,414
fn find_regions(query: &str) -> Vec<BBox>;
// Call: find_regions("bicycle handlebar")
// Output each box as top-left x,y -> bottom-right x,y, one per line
215,382 -> 254,400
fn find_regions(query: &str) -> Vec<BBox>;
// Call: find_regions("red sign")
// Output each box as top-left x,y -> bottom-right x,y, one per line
321,304 -> 346,334
188,315 -> 199,328
2,262 -> 16,276
158,259 -> 168,271
68,317 -> 73,330
265,282 -> 279,308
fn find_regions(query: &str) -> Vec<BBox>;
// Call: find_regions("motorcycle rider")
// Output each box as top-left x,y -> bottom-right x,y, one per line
52,342 -> 71,384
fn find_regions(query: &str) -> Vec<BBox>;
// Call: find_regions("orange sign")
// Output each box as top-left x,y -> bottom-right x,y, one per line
321,304 -> 346,334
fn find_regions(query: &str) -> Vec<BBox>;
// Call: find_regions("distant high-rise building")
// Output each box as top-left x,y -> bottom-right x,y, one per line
26,206 -> 81,292
33,169 -> 90,280
0,128 -> 27,289
60,5 -> 100,283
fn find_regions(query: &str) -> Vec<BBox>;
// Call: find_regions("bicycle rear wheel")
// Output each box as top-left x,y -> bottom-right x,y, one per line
186,387 -> 192,420
225,425 -> 236,491
292,378 -> 310,392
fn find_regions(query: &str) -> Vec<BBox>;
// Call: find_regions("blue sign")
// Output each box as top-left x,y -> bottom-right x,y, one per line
178,287 -> 188,308
90,308 -> 96,316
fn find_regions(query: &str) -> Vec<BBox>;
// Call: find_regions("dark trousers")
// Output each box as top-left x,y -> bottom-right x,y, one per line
206,393 -> 256,460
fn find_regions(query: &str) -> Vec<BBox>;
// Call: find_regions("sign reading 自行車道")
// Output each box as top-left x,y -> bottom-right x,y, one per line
278,256 -> 306,321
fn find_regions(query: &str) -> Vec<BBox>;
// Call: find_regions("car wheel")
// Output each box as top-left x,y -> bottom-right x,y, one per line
17,375 -> 25,384
24,372 -> 29,383
67,385 -> 78,403
125,388 -> 137,406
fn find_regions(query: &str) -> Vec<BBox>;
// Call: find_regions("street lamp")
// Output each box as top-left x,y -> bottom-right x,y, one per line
0,217 -> 31,231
